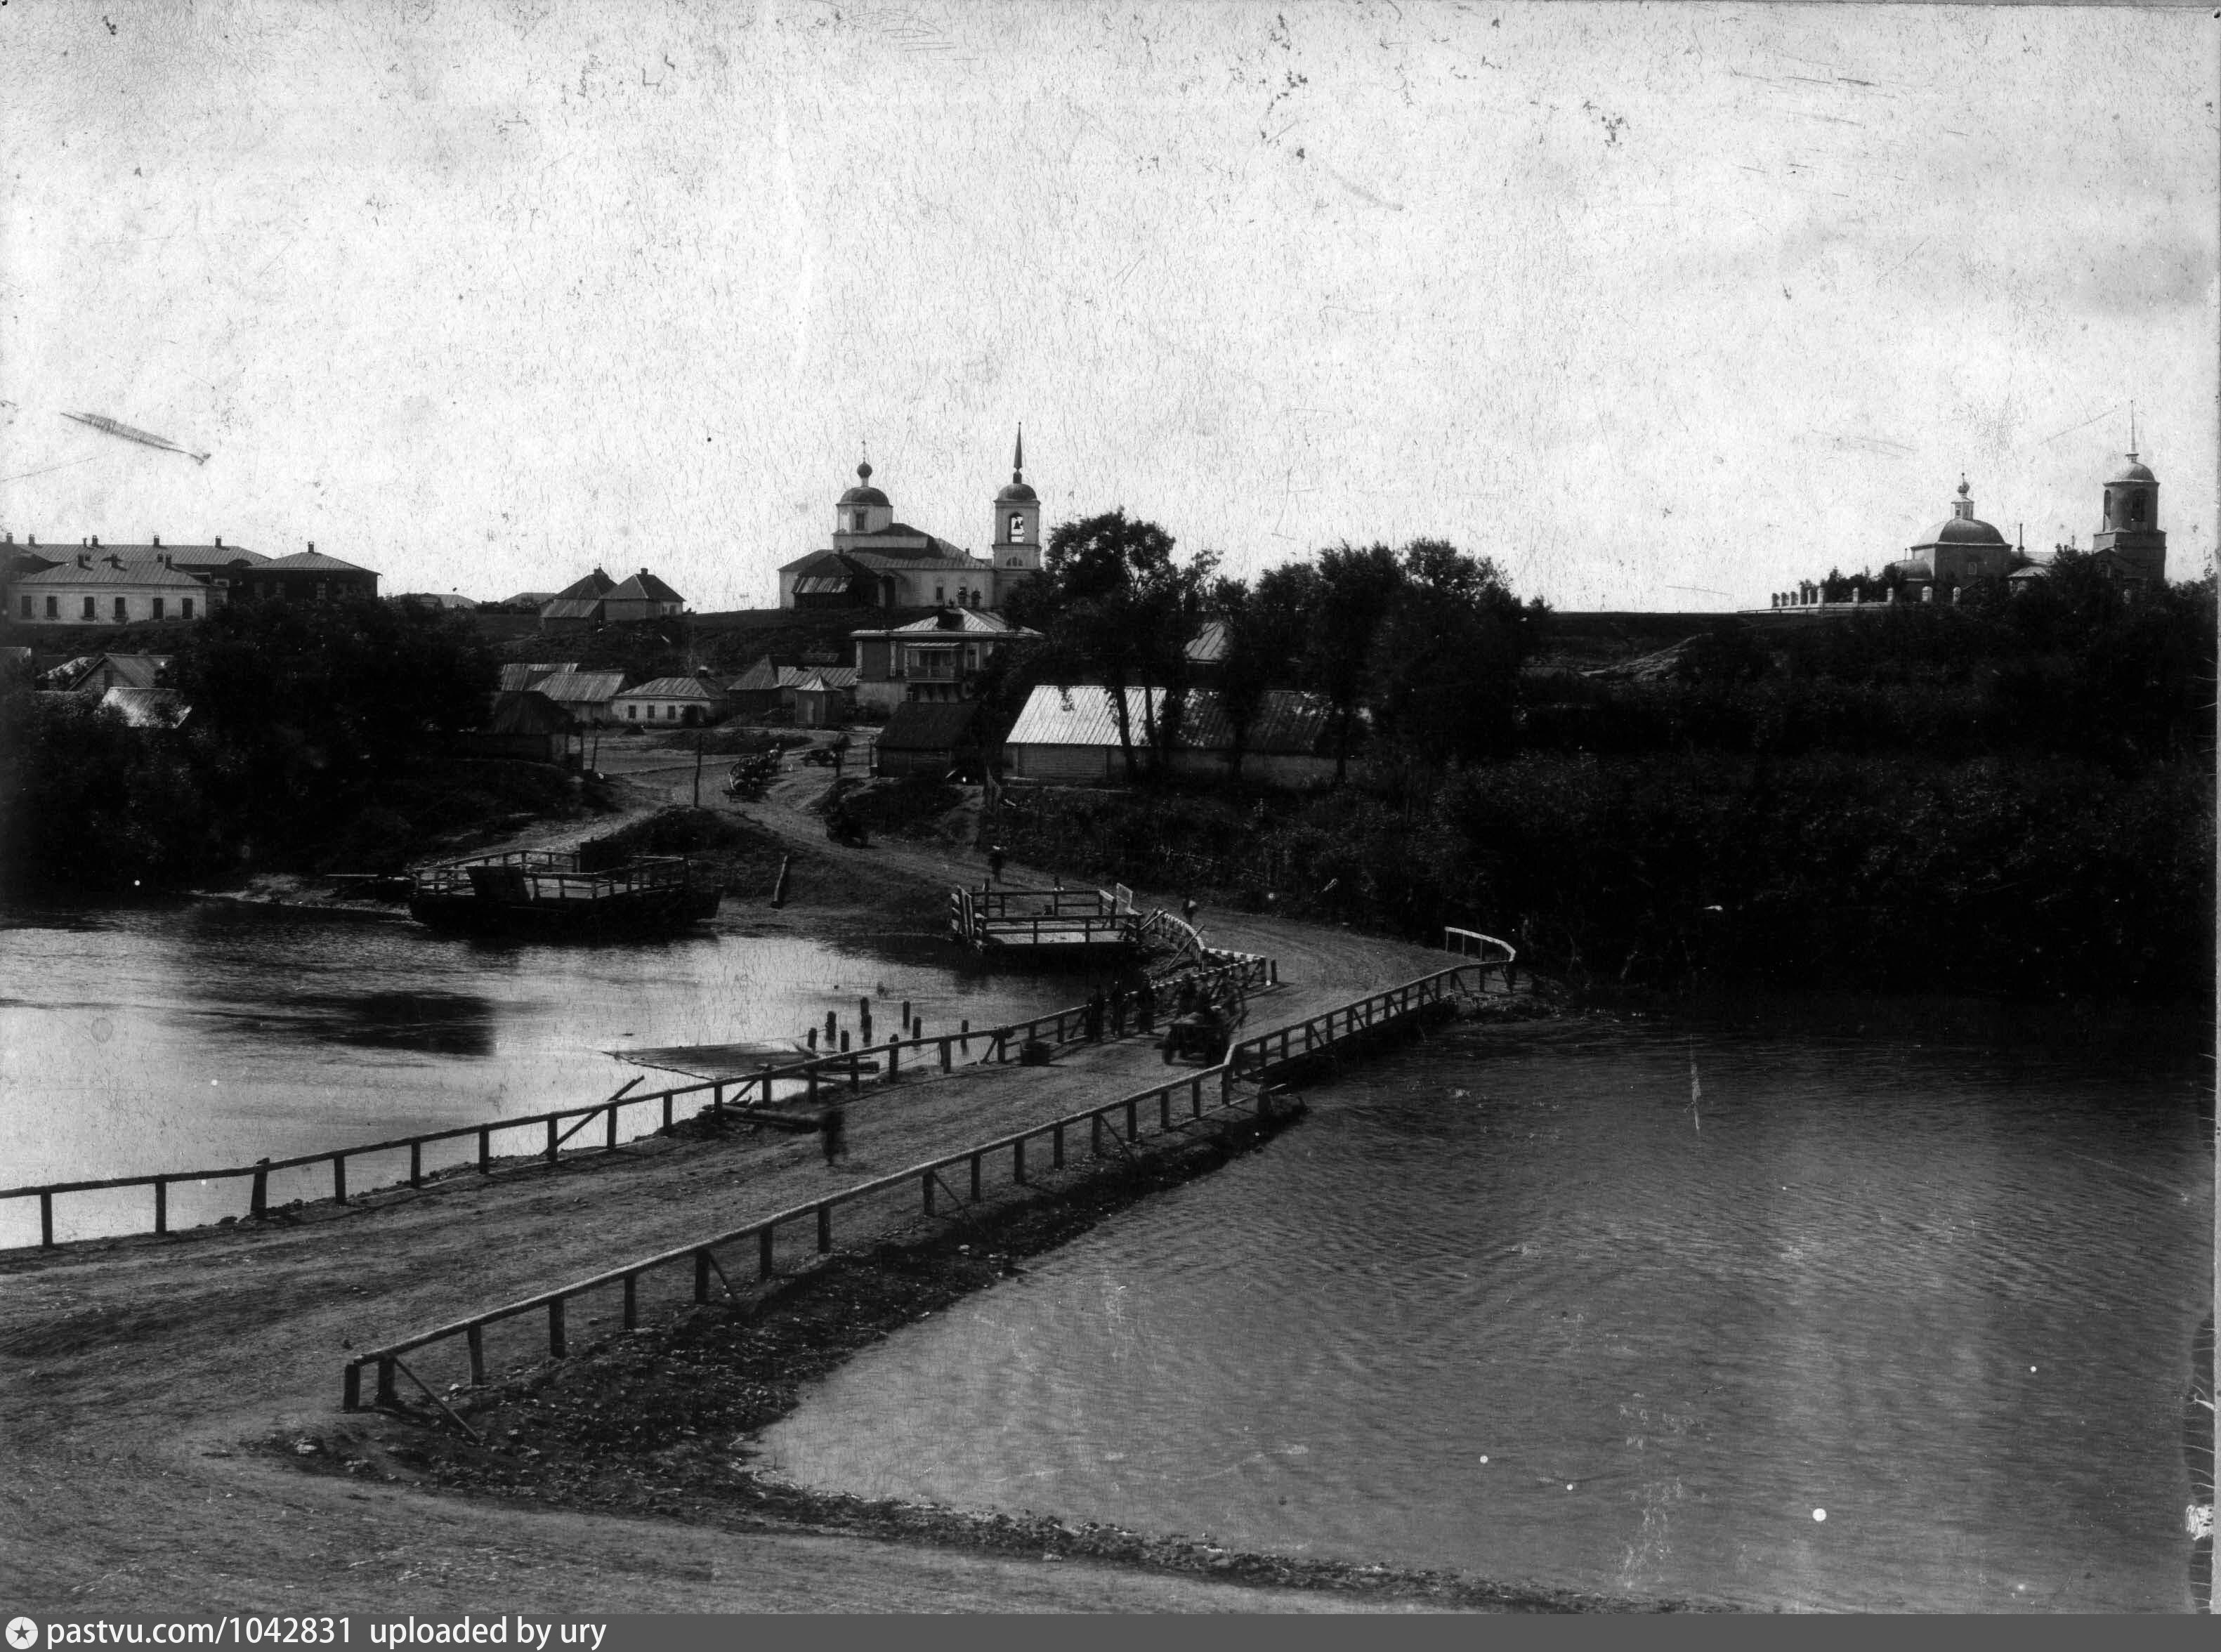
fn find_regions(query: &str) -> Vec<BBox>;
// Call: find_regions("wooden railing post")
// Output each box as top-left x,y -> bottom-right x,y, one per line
376,1356 -> 398,1406
153,1177 -> 167,1235
695,1251 -> 711,1303
333,1155 -> 348,1205
923,1171 -> 936,1216
39,1191 -> 54,1250
1125,1098 -> 1139,1143
1160,1088 -> 1172,1129
760,1226 -> 775,1280
662,1094 -> 674,1131
1053,1122 -> 1066,1168
478,1126 -> 491,1173
1013,1138 -> 1027,1184
250,1165 -> 268,1221
940,1037 -> 952,1074
887,1037 -> 900,1084
410,1141 -> 423,1188
817,1205 -> 833,1253
467,1323 -> 486,1384
545,1117 -> 558,1163
343,1362 -> 361,1411
548,1297 -> 566,1358
969,1152 -> 983,1202
606,1105 -> 619,1150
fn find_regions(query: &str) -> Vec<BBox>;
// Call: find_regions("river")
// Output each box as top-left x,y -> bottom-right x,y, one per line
0,898 -> 1063,1248
757,995 -> 2214,1613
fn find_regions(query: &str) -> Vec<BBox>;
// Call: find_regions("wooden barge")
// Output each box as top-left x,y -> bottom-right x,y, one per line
409,850 -> 721,938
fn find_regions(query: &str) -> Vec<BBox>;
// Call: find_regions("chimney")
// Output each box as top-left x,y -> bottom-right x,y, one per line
214,536 -> 223,549
153,535 -> 162,548
91,536 -> 100,548
78,553 -> 91,569
308,542 -> 315,554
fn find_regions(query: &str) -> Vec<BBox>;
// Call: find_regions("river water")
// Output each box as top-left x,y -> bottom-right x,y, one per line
759,997 -> 2214,1613
0,898 -> 1060,1249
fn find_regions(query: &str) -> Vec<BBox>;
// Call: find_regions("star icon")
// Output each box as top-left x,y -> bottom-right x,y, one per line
8,1618 -> 40,1651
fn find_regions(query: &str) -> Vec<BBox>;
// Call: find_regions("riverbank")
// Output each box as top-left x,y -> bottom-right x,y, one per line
1,789 -> 1564,1612
305,1028 -> 1682,1615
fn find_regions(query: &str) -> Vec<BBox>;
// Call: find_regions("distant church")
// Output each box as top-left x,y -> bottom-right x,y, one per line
1771,431 -> 2167,609
778,431 -> 1042,611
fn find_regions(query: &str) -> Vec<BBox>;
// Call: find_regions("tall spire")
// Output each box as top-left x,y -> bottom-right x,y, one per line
2128,400 -> 2138,460
1011,424 -> 1025,485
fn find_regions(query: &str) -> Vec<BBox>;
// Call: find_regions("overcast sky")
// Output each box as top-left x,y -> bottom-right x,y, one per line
4,1 -> 2213,610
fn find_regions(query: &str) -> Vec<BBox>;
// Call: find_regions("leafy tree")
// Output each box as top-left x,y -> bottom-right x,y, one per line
1209,565 -> 1317,780
1302,542 -> 1403,782
1007,510 -> 1217,781
170,595 -> 495,862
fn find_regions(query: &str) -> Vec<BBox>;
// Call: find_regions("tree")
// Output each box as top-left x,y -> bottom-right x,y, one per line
1009,510 -> 1217,782
1301,543 -> 1403,783
1208,565 -> 1317,781
170,595 -> 495,861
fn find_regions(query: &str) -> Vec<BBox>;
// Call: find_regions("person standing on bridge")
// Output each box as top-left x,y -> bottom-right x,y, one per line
820,1102 -> 847,1167
988,846 -> 1007,885
1182,895 -> 1199,927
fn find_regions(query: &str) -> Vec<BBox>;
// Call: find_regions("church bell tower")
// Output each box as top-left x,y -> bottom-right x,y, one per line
990,426 -> 1041,608
2092,408 -> 2166,584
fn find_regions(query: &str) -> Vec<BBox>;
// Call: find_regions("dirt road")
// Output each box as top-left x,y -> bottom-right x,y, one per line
2,757 -> 1470,1615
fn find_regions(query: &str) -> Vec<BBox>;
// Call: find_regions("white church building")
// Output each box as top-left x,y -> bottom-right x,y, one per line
778,431 -> 1043,612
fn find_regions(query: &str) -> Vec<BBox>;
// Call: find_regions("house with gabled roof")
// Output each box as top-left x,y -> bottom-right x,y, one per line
609,673 -> 728,728
849,607 -> 1040,714
1003,685 -> 1341,789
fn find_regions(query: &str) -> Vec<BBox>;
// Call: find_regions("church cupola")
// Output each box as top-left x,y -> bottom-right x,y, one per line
836,457 -> 893,538
991,426 -> 1041,573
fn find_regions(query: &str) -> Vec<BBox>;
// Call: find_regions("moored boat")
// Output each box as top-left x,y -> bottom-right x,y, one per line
407,849 -> 721,938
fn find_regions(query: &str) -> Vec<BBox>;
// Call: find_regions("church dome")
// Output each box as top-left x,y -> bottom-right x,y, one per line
2109,456 -> 2156,485
1920,514 -> 2008,546
1914,476 -> 2007,549
839,459 -> 890,509
996,478 -> 1037,503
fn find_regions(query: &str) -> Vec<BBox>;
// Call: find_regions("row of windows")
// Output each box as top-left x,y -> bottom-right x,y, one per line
624,703 -> 689,720
20,594 -> 196,621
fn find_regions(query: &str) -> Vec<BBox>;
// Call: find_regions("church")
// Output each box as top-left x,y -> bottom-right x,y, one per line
1769,433 -> 2168,609
777,431 -> 1042,611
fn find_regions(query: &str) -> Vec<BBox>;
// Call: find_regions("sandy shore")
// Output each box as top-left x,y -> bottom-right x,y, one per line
3,760 -> 1605,1614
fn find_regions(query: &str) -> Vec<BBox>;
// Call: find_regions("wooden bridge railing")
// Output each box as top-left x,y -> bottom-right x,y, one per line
1,952 -> 1269,1252
339,958 -> 1496,1414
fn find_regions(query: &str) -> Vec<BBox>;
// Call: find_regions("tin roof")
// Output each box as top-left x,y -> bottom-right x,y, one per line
615,676 -> 726,702
537,669 -> 626,704
497,662 -> 579,693
261,549 -> 374,573
17,560 -> 208,589
1004,685 -> 1335,757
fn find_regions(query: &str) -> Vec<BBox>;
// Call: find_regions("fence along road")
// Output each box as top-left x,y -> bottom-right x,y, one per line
341,952 -> 1514,1417
1,940 -> 1272,1252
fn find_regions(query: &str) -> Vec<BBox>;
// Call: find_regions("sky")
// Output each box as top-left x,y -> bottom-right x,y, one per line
3,1 -> 2214,611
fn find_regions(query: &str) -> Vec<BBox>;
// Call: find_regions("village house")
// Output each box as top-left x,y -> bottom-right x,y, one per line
537,566 -> 684,630
872,700 -> 988,780
849,608 -> 1040,715
535,669 -> 627,725
778,432 -> 1044,611
1002,684 -> 1342,788
608,673 -> 728,726
788,671 -> 854,729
